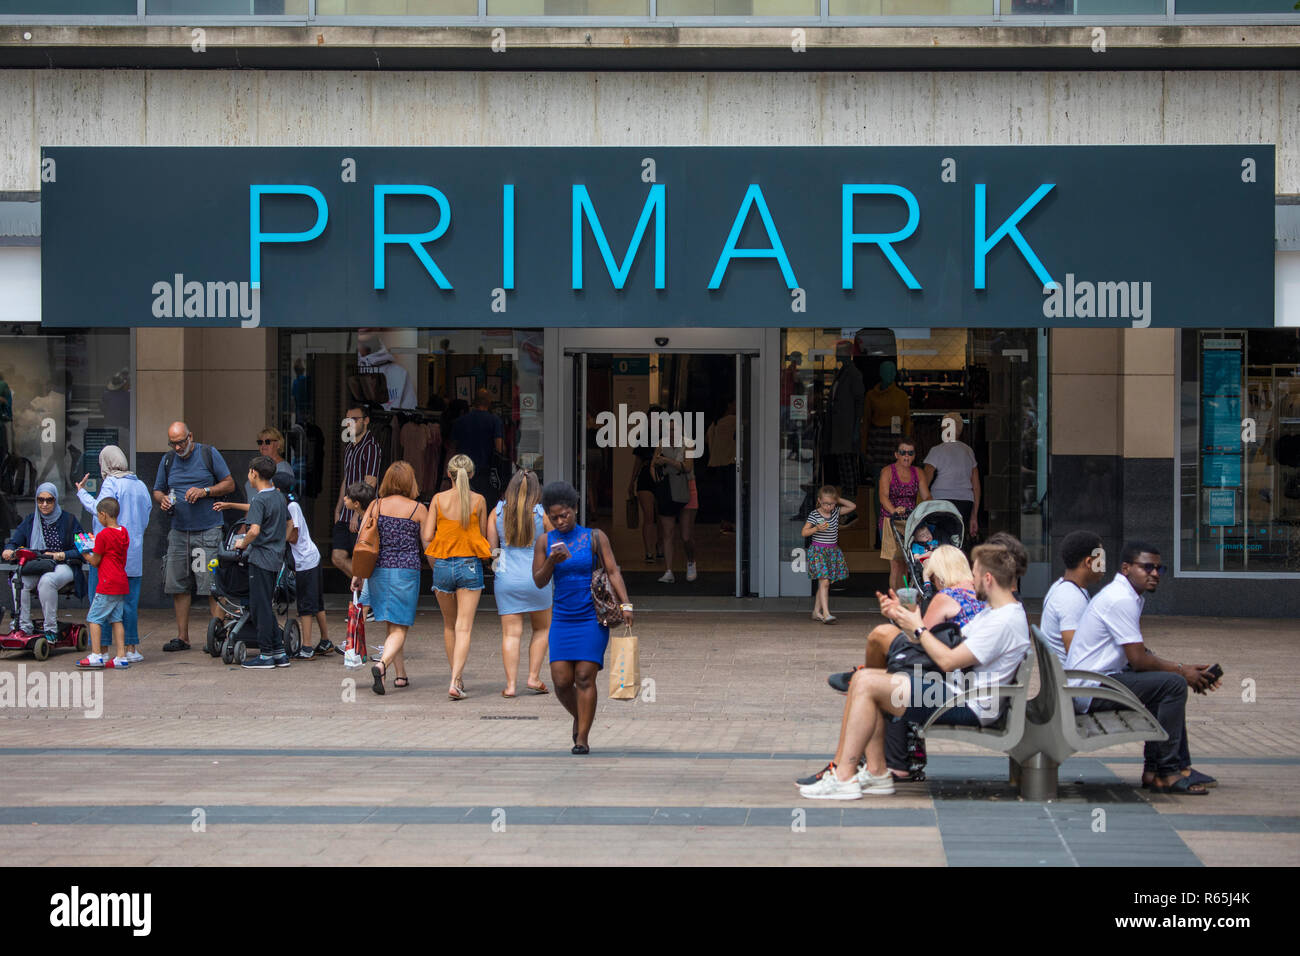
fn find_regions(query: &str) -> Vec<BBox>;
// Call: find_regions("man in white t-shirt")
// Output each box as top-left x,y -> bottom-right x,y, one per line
1039,529 -> 1105,662
1066,541 -> 1221,796
798,538 -> 1030,800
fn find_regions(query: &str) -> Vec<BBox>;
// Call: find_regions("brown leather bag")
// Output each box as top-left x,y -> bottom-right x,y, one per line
589,529 -> 625,628
351,499 -> 381,579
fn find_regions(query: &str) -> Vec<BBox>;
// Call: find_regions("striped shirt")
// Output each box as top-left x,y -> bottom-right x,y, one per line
807,508 -> 840,546
340,430 -> 383,524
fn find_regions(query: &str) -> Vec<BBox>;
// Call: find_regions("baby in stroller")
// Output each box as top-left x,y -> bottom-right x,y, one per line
204,525 -> 301,665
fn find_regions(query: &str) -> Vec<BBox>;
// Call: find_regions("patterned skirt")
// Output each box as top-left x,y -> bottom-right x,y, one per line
807,543 -> 850,583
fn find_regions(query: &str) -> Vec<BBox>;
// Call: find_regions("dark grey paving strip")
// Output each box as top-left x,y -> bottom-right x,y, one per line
1162,814 -> 1300,833
4,747 -> 1294,764
0,805 -> 935,828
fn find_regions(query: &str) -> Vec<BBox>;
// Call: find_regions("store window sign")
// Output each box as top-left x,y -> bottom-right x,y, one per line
40,147 -> 1274,330
1207,489 -> 1236,527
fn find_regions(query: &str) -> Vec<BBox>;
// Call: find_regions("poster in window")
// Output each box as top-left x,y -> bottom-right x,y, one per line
1206,489 -> 1236,527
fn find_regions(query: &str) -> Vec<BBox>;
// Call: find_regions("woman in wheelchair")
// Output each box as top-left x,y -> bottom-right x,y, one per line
2,482 -> 87,639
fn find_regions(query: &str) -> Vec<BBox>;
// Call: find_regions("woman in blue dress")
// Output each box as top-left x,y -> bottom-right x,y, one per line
487,469 -> 553,698
532,481 -> 633,754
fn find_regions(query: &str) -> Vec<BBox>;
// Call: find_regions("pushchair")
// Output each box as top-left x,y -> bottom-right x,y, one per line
0,549 -> 87,660
203,524 -> 301,664
890,499 -> 966,606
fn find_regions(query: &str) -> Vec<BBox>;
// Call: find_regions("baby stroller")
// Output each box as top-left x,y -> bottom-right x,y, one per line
891,499 -> 966,605
203,524 -> 301,664
0,549 -> 87,660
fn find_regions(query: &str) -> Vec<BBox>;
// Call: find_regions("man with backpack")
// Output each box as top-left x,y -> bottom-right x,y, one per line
152,421 -> 235,651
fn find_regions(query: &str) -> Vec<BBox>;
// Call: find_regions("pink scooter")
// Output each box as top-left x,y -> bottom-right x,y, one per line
0,549 -> 87,661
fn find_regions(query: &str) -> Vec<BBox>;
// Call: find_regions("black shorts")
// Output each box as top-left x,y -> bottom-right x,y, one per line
295,564 -> 323,616
331,520 -> 357,554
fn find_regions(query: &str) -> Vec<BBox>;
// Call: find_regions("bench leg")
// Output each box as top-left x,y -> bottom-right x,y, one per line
1009,758 -> 1021,787
1018,754 -> 1059,802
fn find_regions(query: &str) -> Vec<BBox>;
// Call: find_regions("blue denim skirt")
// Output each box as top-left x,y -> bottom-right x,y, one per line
367,567 -> 419,626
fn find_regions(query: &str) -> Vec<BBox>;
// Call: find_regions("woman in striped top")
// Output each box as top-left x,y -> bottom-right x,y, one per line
801,485 -> 856,624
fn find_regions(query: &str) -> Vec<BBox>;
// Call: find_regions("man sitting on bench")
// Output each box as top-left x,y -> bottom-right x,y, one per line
1065,540 -> 1221,795
798,538 -> 1031,800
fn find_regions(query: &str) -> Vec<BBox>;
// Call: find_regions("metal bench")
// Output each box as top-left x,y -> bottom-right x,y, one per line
919,625 -> 1168,800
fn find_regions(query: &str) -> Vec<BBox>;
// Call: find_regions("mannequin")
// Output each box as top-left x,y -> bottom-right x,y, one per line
826,342 -> 865,500
863,361 -> 912,538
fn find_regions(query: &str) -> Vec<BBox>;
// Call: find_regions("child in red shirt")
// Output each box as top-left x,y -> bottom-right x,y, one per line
77,497 -> 131,669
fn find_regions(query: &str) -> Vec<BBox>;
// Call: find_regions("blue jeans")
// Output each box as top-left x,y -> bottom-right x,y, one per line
88,567 -> 141,646
432,556 -> 484,593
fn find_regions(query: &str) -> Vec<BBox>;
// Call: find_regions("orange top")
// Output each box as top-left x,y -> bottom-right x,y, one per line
425,500 -> 492,560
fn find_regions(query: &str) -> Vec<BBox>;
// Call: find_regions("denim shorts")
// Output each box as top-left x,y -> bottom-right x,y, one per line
432,556 -> 483,593
87,592 -> 126,626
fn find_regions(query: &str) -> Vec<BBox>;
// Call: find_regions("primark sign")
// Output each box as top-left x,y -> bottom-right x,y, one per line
40,146 -> 1273,329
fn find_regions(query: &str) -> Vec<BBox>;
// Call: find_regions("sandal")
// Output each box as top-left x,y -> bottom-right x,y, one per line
571,744 -> 590,755
502,689 -> 516,698
1151,776 -> 1209,795
1184,769 -> 1218,788
162,637 -> 191,652
394,676 -> 409,688
370,662 -> 386,696
527,681 -> 549,695
448,686 -> 466,701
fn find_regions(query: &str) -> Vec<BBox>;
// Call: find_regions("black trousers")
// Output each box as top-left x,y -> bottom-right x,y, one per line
248,564 -> 283,658
1090,668 -> 1191,776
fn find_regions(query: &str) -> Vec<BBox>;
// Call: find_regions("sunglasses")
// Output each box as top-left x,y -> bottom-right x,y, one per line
1132,562 -> 1166,575
256,438 -> 277,445
37,496 -> 56,504
896,450 -> 915,456
167,436 -> 191,448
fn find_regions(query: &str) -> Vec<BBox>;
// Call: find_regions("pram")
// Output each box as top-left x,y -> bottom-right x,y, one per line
203,524 -> 301,664
0,549 -> 88,660
890,499 -> 966,606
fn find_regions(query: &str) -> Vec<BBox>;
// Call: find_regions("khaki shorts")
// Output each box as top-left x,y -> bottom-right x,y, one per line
164,526 -> 223,596
880,518 -> 907,561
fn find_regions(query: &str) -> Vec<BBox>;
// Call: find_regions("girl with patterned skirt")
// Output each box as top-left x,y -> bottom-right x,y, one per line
802,485 -> 856,624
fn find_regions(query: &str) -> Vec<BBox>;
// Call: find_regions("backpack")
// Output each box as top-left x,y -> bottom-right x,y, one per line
0,455 -> 37,497
161,443 -> 228,501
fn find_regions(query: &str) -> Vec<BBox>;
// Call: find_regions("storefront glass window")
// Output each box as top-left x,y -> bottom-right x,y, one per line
0,1 -> 135,11
0,329 -> 133,546
661,0 -> 817,14
280,328 -> 543,591
830,0 -> 991,13
483,0 -> 648,14
1176,1 -> 1300,12
146,0 -> 308,12
315,0 -> 477,13
1007,0 -> 1164,11
778,327 -> 1046,594
1179,329 -> 1300,575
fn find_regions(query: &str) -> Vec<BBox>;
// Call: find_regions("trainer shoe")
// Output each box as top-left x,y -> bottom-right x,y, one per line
365,609 -> 376,623
106,657 -> 131,669
315,638 -> 335,656
798,766 -> 862,800
795,762 -> 835,787
241,655 -> 275,669
685,562 -> 698,582
273,654 -> 292,668
293,646 -> 316,661
855,766 -> 897,796
124,649 -> 144,664
76,653 -> 108,669
658,570 -> 675,584
828,666 -> 865,693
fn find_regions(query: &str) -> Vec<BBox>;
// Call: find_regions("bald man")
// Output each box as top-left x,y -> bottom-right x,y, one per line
152,421 -> 235,651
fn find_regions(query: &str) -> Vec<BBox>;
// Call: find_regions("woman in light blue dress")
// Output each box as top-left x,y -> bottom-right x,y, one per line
487,469 -> 552,698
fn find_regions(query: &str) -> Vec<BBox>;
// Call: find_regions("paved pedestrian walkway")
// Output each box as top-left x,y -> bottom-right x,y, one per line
1,607 -> 1295,866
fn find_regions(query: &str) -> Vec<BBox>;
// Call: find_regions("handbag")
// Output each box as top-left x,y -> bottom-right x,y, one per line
885,620 -> 964,675
668,469 -> 690,504
351,499 -> 381,579
18,556 -> 57,576
625,496 -> 639,530
608,624 -> 640,700
589,529 -> 625,628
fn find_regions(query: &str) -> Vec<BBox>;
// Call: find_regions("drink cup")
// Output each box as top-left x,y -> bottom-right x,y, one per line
896,587 -> 920,612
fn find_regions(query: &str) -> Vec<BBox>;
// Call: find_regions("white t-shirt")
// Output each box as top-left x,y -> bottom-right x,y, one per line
1065,573 -> 1145,713
923,440 -> 977,501
1040,577 -> 1091,663
286,500 -> 321,571
952,602 -> 1030,724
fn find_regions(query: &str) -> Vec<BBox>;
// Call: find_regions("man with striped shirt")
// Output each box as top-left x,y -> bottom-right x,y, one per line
331,405 -> 382,580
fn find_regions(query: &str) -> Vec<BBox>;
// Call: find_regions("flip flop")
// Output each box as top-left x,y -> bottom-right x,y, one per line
1184,769 -> 1218,788
370,663 -> 386,696
448,686 -> 466,701
502,689 -> 516,698
527,682 -> 549,695
1151,776 -> 1209,795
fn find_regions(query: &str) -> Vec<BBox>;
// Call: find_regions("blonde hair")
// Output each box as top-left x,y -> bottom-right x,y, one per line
447,454 -> 475,529
258,426 -> 285,457
503,469 -> 539,548
923,545 -> 974,591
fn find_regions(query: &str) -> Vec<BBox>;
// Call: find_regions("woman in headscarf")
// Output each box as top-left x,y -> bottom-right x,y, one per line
76,446 -> 153,661
2,483 -> 86,638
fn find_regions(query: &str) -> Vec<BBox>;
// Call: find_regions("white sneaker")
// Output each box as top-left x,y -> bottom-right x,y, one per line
855,767 -> 897,795
799,767 -> 862,801
685,562 -> 697,582
658,571 -> 675,584
372,643 -> 384,655
124,650 -> 144,664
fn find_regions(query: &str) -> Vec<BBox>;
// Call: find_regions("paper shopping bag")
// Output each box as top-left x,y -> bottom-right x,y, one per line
608,627 -> 640,700
344,592 -> 367,668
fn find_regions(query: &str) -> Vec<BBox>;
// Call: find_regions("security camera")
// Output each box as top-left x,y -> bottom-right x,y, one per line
654,337 -> 669,347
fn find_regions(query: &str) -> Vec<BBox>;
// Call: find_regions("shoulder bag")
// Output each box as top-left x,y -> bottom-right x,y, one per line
589,529 -> 625,627
351,498 -> 382,579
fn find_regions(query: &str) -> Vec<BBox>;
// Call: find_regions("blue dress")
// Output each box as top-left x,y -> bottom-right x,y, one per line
493,501 -> 553,615
546,524 -> 609,669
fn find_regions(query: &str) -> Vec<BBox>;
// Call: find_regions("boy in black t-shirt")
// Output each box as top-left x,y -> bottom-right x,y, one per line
237,456 -> 289,669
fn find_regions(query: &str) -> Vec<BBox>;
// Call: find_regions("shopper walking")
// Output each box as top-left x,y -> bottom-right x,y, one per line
75,445 -> 151,662
532,481 -> 633,755
362,461 -> 430,694
802,485 -> 856,624
653,415 -> 698,584
487,468 -> 553,698
922,413 -> 981,541
878,437 -> 932,592
423,454 -> 491,700
627,411 -> 661,564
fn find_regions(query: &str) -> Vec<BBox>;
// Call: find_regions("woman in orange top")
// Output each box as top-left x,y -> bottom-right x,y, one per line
423,454 -> 492,701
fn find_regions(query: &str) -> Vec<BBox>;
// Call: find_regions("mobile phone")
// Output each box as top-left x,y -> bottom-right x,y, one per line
1204,663 -> 1223,682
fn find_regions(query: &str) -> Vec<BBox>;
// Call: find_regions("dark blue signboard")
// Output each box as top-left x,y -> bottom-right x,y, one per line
40,146 -> 1274,329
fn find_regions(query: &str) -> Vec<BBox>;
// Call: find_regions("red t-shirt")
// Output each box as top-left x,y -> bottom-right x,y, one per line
93,526 -> 130,595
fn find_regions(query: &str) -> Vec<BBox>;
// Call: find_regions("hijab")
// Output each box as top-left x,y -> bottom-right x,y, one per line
30,482 -> 64,552
99,444 -> 133,479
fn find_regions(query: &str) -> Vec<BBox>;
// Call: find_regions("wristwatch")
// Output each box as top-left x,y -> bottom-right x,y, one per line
913,626 -> 927,640
202,487 -> 209,497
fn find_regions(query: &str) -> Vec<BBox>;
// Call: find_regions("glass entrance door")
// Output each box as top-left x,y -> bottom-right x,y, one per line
571,351 -> 750,596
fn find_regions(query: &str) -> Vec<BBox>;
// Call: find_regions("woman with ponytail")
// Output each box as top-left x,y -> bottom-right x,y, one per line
486,468 -> 552,698
423,453 -> 492,700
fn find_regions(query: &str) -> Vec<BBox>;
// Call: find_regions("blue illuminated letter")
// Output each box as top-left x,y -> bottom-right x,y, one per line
571,185 -> 666,290
708,185 -> 797,290
373,185 -> 453,291
841,185 -> 921,290
249,185 -> 328,290
503,184 -> 515,291
974,183 -> 1055,290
